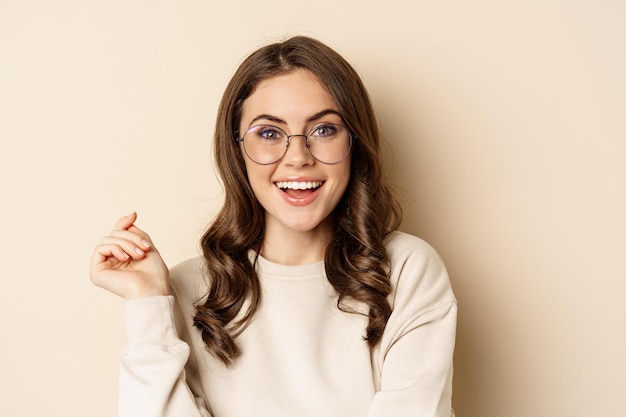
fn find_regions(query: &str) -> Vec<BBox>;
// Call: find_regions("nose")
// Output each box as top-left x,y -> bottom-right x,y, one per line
283,135 -> 314,167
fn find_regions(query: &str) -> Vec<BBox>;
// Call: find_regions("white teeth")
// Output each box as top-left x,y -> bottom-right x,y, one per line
276,181 -> 323,190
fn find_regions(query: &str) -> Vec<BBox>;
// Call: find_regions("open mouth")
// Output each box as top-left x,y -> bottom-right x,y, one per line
275,180 -> 324,199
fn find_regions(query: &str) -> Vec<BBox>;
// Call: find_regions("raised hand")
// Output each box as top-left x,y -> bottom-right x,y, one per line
90,213 -> 170,299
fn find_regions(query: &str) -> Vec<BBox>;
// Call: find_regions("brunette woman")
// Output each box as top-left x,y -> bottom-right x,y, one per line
90,36 -> 457,417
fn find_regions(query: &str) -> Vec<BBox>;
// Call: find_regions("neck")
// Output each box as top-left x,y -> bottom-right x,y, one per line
260,221 -> 333,265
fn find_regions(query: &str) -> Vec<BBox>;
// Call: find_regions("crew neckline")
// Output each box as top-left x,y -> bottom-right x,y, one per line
254,253 -> 326,280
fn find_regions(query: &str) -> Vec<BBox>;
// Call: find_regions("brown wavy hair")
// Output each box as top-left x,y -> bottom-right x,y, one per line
194,36 -> 402,365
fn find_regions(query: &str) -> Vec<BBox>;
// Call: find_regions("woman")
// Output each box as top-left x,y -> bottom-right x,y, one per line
90,36 -> 457,417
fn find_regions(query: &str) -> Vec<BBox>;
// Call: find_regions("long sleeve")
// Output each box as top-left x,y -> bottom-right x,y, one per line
367,234 -> 457,417
119,296 -> 212,417
114,234 -> 456,417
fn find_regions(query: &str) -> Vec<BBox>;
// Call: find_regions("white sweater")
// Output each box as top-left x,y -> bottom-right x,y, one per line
119,232 -> 457,417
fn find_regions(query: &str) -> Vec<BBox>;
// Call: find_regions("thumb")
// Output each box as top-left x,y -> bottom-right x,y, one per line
112,212 -> 138,232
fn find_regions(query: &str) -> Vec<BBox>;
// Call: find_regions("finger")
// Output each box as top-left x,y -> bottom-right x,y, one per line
90,246 -> 130,289
111,212 -> 138,232
127,225 -> 159,253
90,244 -> 131,270
127,222 -> 146,235
99,236 -> 148,259
107,229 -> 152,250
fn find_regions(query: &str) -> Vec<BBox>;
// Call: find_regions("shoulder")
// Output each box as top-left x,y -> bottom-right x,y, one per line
384,231 -> 444,268
384,231 -> 455,312
168,256 -> 208,302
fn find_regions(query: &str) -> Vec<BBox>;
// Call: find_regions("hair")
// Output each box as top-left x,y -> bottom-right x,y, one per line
194,36 -> 402,365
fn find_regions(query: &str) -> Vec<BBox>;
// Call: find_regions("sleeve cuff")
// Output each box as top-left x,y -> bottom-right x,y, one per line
123,295 -> 180,348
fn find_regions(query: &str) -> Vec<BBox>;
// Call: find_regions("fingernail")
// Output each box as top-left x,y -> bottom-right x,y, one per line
141,239 -> 151,248
134,247 -> 145,255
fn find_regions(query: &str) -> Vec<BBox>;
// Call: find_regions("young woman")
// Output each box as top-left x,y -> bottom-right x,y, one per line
90,36 -> 457,417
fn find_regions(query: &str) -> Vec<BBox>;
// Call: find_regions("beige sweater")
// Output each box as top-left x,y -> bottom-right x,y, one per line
119,232 -> 457,417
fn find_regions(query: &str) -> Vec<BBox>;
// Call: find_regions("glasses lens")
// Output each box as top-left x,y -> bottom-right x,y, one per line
307,124 -> 352,164
242,125 -> 288,164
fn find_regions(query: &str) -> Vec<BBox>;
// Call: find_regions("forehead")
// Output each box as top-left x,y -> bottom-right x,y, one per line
240,69 -> 339,125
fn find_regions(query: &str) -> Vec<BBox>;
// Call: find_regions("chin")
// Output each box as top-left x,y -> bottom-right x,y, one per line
281,215 -> 330,234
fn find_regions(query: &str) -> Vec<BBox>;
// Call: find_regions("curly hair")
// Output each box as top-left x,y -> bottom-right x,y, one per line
194,36 -> 402,365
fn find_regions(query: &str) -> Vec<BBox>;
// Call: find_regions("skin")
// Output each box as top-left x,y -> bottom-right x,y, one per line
90,69 -> 351,298
90,212 -> 169,299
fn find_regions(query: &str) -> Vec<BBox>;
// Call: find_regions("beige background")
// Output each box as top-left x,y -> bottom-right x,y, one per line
1,1 -> 624,416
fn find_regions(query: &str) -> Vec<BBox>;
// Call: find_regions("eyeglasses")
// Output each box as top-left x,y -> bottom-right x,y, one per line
236,123 -> 353,165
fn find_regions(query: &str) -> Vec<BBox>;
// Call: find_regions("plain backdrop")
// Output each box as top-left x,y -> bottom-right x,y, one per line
1,1 -> 624,416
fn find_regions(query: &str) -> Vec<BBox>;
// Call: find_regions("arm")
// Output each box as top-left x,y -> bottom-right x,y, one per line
367,236 -> 457,417
367,301 -> 457,417
120,296 -> 211,417
90,213 -> 211,417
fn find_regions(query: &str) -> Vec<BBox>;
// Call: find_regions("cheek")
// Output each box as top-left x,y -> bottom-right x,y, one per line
332,161 -> 352,199
243,159 -> 274,198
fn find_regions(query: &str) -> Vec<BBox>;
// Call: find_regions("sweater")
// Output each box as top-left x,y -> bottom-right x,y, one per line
119,231 -> 457,417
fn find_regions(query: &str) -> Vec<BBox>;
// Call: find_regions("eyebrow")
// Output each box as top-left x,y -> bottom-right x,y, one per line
248,109 -> 343,127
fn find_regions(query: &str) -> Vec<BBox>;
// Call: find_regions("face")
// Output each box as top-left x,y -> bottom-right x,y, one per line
238,69 -> 351,241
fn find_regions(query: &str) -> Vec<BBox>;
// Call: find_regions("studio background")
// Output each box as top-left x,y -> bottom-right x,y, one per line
1,1 -> 624,416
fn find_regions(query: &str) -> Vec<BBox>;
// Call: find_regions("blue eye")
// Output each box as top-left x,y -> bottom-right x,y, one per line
311,124 -> 338,137
257,126 -> 284,141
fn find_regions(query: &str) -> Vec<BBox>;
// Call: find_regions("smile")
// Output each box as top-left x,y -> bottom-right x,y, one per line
274,180 -> 325,206
275,181 -> 324,191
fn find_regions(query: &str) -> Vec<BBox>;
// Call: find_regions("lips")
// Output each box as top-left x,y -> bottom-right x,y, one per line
274,179 -> 325,205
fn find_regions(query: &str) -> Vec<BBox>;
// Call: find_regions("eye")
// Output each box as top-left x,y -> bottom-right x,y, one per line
310,124 -> 338,138
255,126 -> 284,141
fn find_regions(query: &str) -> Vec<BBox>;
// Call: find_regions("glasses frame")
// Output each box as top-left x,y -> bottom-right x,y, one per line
235,123 -> 354,165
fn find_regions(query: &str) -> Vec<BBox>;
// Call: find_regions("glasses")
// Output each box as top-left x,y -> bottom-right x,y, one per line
236,123 -> 353,165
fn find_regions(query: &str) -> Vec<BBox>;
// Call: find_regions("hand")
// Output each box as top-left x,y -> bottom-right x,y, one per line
90,212 -> 170,300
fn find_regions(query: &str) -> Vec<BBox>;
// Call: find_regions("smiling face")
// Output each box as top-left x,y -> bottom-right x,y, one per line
238,69 -> 352,251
